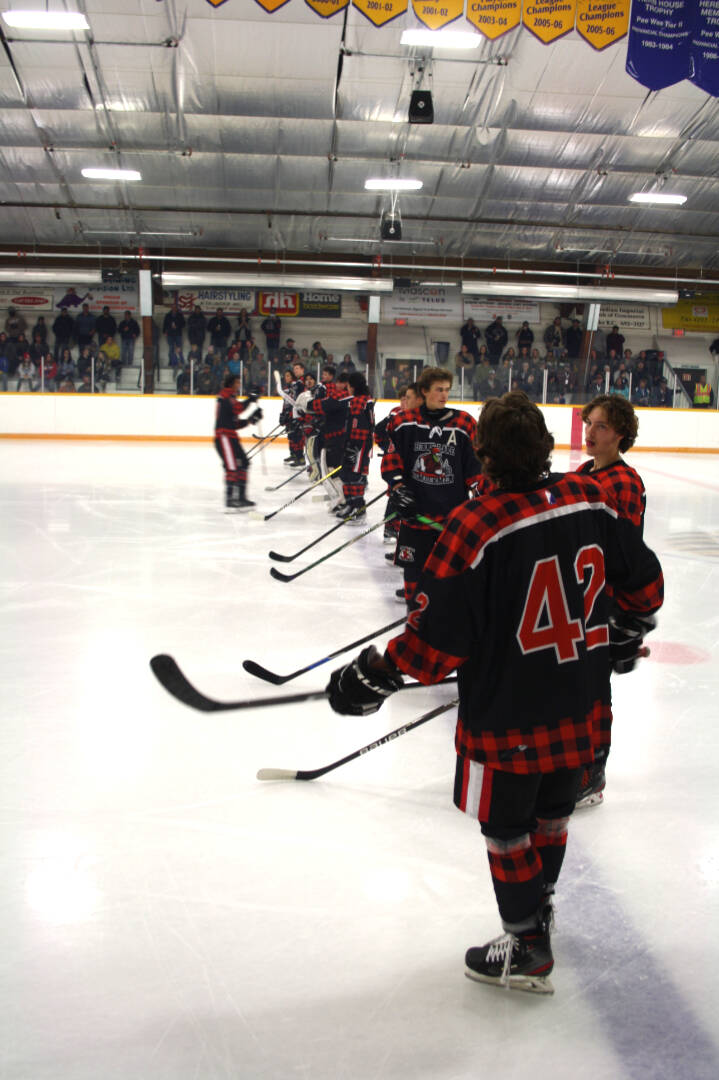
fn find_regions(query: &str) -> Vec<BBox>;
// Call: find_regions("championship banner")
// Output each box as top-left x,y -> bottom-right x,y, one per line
523,0 -> 577,43
661,296 -> 719,333
0,285 -> 54,312
353,0 -> 408,26
252,0 -> 292,12
412,0 -> 465,31
305,0 -> 350,16
690,0 -> 719,96
575,0 -> 629,49
625,0 -> 693,90
466,0 -> 522,40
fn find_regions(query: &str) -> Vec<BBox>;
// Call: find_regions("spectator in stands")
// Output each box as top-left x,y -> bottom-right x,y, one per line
207,309 -> 231,356
279,338 -> 298,367
651,377 -> 672,408
613,374 -> 630,400
503,346 -> 518,367
516,320 -> 534,351
226,347 -> 242,382
246,352 -> 268,395
168,342 -> 185,375
543,316 -> 564,359
235,309 -> 252,348
28,332 -> 47,366
186,343 -> 202,374
5,306 -> 27,342
57,348 -> 75,383
196,362 -> 214,395
633,357 -> 650,387
455,343 -> 475,383
187,305 -> 207,352
261,313 -> 281,355
77,372 -> 93,393
0,348 -> 8,391
460,318 -> 481,359
95,351 -> 113,392
16,354 -> 37,391
565,319 -> 583,360
485,315 -> 508,363
58,377 -> 75,392
517,345 -> 531,367
310,341 -> 328,362
623,348 -> 634,369
710,337 -> 719,357
32,315 -> 48,343
633,377 -> 651,407
163,302 -> 185,355
606,325 -> 625,356
530,347 -> 542,368
77,345 -> 95,380
95,305 -> 117,343
118,310 -> 140,367
478,368 -> 501,401
52,309 -> 74,359
74,304 -> 96,348
100,334 -> 121,382
693,377 -> 714,409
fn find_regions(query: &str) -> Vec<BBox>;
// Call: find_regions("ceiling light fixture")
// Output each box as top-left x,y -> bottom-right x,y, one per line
1,10 -> 89,30
629,192 -> 687,206
0,268 -> 103,283
364,178 -> 423,192
400,29 -> 481,50
323,237 -> 438,246
160,272 -> 394,294
461,281 -> 678,304
81,168 -> 142,182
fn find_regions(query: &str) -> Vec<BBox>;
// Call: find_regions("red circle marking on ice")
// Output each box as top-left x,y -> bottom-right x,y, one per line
646,641 -> 710,665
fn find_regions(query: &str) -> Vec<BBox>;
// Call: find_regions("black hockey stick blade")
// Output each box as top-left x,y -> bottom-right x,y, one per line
150,654 -> 327,712
257,697 -> 459,781
242,616 -> 406,685
264,468 -> 304,493
269,515 -> 392,582
268,491 -> 387,563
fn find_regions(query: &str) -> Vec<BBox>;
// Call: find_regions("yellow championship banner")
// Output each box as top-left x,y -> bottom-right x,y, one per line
412,0 -> 465,31
305,0 -> 350,16
661,297 -> 719,333
252,0 -> 292,13
575,0 -> 628,49
466,0 -> 522,39
353,0 -> 408,22
523,0 -> 577,42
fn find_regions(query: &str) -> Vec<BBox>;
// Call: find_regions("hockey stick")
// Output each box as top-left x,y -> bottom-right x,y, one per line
268,513 -> 442,583
257,697 -> 459,782
270,514 -> 392,582
242,615 -> 406,684
247,428 -> 283,460
251,464 -> 341,521
150,653 -> 455,713
250,422 -> 282,442
268,490 -> 387,562
264,466 -> 306,493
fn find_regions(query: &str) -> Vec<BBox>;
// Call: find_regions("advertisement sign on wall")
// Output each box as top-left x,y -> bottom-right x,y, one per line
662,296 -> 719,332
382,286 -> 463,323
597,302 -> 651,330
0,286 -> 55,312
462,297 -> 541,323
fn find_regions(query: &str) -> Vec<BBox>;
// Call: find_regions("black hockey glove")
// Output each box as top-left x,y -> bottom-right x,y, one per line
249,407 -> 263,423
608,611 -> 657,674
387,483 -> 419,520
246,392 -> 259,403
327,646 -> 404,716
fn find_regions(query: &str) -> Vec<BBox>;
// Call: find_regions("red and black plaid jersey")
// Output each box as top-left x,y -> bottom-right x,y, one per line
381,406 -> 482,526
310,389 -> 352,446
346,394 -> 374,444
576,459 -> 645,530
386,472 -> 664,774
374,405 -> 402,452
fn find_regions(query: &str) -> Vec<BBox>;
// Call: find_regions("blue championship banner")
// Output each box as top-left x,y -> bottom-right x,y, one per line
626,0 -> 693,90
690,0 -> 719,95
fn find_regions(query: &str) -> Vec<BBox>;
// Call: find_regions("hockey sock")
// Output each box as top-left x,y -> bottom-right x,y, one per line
485,834 -> 545,928
533,816 -> 570,887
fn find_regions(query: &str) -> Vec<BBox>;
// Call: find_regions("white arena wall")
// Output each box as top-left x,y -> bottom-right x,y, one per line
0,392 -> 718,452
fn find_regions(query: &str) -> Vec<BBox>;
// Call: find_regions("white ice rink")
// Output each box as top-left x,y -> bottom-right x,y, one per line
1,436 -> 718,1080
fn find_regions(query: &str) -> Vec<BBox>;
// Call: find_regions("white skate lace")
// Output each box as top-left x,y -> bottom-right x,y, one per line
485,933 -> 517,982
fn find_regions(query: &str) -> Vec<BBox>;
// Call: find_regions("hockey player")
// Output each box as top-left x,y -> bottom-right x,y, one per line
297,372 -> 322,481
327,391 -> 663,994
214,375 -> 263,510
286,360 -> 308,467
381,367 -> 482,603
375,383 -> 422,550
308,369 -> 351,511
334,371 -> 374,525
573,393 -> 648,808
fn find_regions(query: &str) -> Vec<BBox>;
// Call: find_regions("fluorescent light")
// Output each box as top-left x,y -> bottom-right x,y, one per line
161,272 -> 394,294
81,168 -> 142,182
82,229 -> 199,238
400,29 -> 481,49
364,178 -> 423,192
1,10 -> 89,30
461,281 -> 678,304
629,192 -> 687,206
324,237 -> 438,246
0,269 -> 103,283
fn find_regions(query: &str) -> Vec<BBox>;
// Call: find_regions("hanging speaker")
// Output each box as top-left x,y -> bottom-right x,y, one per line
408,90 -> 434,125
380,212 -> 402,241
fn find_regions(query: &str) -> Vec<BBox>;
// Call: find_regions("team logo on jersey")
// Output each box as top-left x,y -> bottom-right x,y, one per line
398,545 -> 415,563
412,446 -> 454,486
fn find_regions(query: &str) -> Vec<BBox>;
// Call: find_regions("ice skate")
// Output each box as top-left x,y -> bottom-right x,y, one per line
575,762 -> 606,810
465,924 -> 554,995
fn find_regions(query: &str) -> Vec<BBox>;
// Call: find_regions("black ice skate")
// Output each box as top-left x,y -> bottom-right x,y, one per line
465,919 -> 554,995
575,760 -> 606,810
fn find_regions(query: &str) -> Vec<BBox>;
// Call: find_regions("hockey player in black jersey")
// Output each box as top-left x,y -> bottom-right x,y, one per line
381,367 -> 482,603
214,375 -> 263,510
328,391 -> 663,994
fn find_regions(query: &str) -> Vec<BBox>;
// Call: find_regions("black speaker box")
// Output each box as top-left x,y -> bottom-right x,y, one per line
409,90 -> 434,124
381,213 -> 402,241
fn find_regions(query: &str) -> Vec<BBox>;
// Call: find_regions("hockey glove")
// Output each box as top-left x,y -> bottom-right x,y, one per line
327,646 -> 404,716
249,407 -> 263,423
608,611 -> 656,674
387,483 -> 419,521
246,392 -> 259,404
